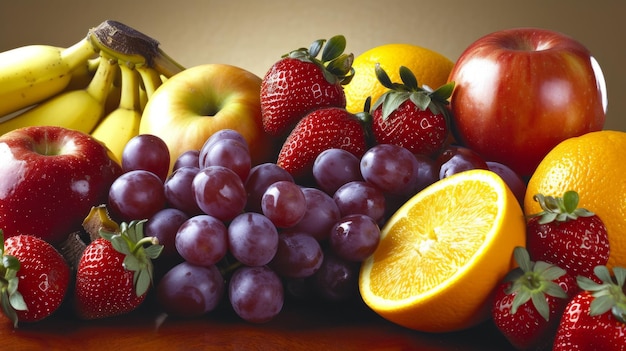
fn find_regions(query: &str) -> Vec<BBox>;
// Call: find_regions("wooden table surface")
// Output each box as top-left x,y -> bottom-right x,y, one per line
2,296 -> 515,351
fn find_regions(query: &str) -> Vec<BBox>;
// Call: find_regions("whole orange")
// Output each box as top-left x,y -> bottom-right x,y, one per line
344,43 -> 454,114
524,130 -> 626,269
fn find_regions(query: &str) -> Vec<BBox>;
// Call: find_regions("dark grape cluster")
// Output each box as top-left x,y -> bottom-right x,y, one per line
108,130 -> 526,323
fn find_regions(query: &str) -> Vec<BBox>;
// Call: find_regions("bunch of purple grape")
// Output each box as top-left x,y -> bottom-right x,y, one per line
108,128 -> 525,324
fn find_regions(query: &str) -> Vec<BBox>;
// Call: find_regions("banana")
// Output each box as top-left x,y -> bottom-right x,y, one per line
0,37 -> 98,117
65,56 -> 101,92
91,61 -> 142,163
0,54 -> 119,136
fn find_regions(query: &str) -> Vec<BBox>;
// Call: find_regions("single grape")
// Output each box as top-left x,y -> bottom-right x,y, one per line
108,170 -> 166,222
413,153 -> 438,194
333,181 -> 386,222
261,180 -> 306,228
269,232 -> 323,278
289,187 -> 341,241
164,166 -> 203,216
228,266 -> 284,323
228,212 -> 279,267
360,144 -> 420,195
312,148 -> 363,195
436,145 -> 488,179
175,215 -> 228,266
192,166 -> 247,222
244,163 -> 294,213
145,207 -> 189,260
173,150 -> 200,171
201,129 -> 249,154
487,161 -> 527,205
313,251 -> 360,302
200,138 -> 251,182
156,262 -> 224,317
329,214 -> 380,262
122,134 -> 171,182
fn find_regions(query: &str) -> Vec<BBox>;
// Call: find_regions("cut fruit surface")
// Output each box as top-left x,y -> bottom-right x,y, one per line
359,169 -> 526,332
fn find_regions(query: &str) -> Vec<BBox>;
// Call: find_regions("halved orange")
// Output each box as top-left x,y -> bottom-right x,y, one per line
359,169 -> 526,332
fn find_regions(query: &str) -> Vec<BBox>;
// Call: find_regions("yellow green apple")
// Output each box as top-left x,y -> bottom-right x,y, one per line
139,64 -> 278,171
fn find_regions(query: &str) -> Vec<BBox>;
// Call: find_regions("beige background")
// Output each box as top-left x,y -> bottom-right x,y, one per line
1,0 -> 624,131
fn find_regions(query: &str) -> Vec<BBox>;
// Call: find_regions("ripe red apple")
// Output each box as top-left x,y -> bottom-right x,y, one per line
448,27 -> 607,177
139,64 -> 279,172
0,126 -> 122,244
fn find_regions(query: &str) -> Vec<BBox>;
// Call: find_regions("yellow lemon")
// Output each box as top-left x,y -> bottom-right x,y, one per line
524,130 -> 626,269
344,43 -> 454,113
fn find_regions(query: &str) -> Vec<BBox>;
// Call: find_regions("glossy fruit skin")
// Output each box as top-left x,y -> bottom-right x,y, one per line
260,57 -> 346,137
553,290 -> 626,350
277,107 -> 367,179
0,126 -> 122,244
74,238 -> 146,319
492,269 -> 578,350
449,27 -> 607,177
526,215 -> 610,280
371,99 -> 448,156
139,64 -> 277,172
3,235 -> 70,324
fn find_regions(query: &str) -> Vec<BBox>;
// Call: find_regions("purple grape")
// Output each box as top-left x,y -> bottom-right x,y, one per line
312,148 -> 363,194
175,215 -> 228,266
122,134 -> 170,182
436,145 -> 488,179
192,166 -> 247,222
173,150 -> 200,171
261,180 -> 306,228
329,214 -> 380,262
108,169 -> 166,222
269,232 -> 323,278
228,212 -> 279,266
200,138 -> 251,182
333,181 -> 386,222
360,144 -> 420,195
228,266 -> 284,323
289,187 -> 341,241
313,251 -> 360,301
164,166 -> 203,216
244,163 -> 294,213
145,207 -> 189,259
156,262 -> 224,317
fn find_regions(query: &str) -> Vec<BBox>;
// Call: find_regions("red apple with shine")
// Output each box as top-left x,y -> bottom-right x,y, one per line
0,126 -> 122,244
448,27 -> 607,177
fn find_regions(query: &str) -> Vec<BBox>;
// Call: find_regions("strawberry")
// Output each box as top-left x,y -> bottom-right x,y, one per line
553,265 -> 626,350
492,247 -> 578,350
260,35 -> 354,137
276,107 -> 368,179
526,190 -> 610,281
0,230 -> 70,327
370,64 -> 454,156
73,220 -> 162,319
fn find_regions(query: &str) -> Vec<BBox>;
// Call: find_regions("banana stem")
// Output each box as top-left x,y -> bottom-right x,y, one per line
118,63 -> 141,112
85,54 -> 119,105
136,65 -> 163,98
60,36 -> 99,70
88,20 -> 185,77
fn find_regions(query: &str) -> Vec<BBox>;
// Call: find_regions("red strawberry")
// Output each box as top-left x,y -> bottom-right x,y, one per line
526,190 -> 610,281
260,35 -> 354,137
371,64 -> 454,156
0,231 -> 70,327
553,265 -> 626,351
74,220 -> 162,319
276,107 -> 368,179
492,247 -> 578,350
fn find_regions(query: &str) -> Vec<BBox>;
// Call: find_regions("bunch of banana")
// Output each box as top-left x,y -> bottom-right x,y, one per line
0,20 -> 186,163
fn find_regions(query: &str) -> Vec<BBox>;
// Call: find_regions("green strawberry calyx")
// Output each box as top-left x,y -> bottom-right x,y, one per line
577,265 -> 626,324
505,246 -> 569,321
529,190 -> 594,224
284,34 -> 354,85
371,64 -> 455,121
100,220 -> 163,297
0,229 -> 27,328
